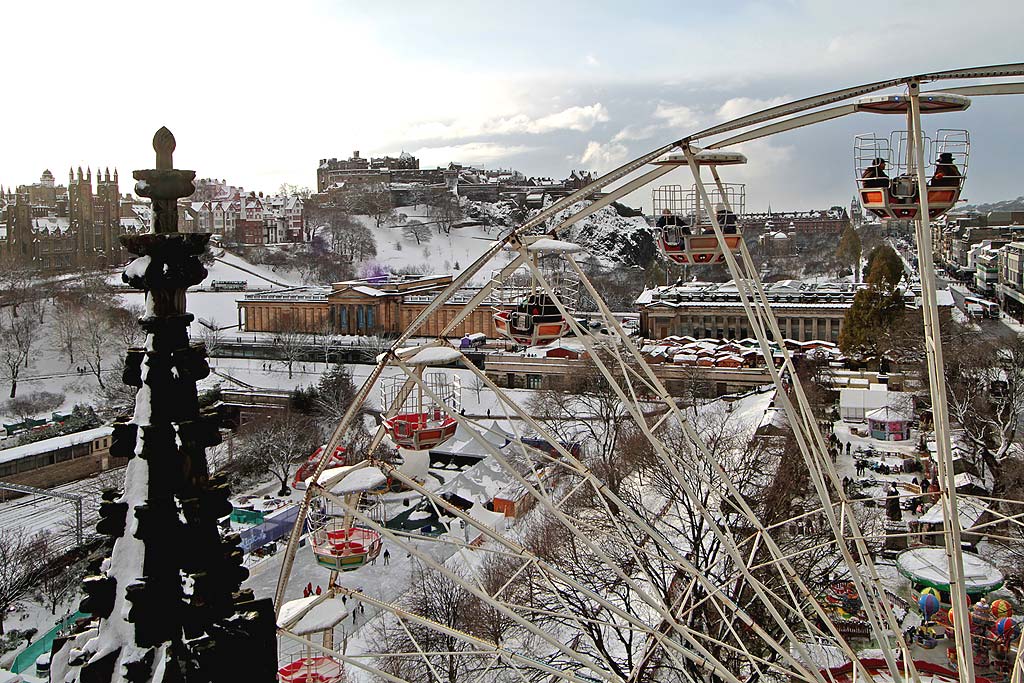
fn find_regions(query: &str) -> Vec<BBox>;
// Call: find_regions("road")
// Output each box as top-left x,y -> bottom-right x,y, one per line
893,239 -> 1021,342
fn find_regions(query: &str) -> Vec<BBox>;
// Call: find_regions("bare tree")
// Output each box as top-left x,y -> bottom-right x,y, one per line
273,322 -> 309,379
79,304 -> 115,389
310,317 -> 338,364
0,252 -> 34,318
426,189 -> 462,236
197,319 -> 224,357
372,563 -> 493,682
349,183 -> 394,228
0,306 -> 41,398
0,529 -> 50,634
235,413 -> 320,495
37,547 -> 92,615
469,373 -> 487,403
53,297 -> 81,364
107,304 -> 145,348
402,220 -> 432,246
5,391 -> 65,422
945,333 -> 1024,486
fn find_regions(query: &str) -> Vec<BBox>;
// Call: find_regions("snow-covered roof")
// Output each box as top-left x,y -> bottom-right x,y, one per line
277,594 -> 348,634
315,464 -> 387,494
839,388 -> 913,413
0,426 -> 112,465
351,285 -> 387,297
866,406 -> 913,422
895,546 -> 1003,591
526,238 -> 583,254
406,346 -> 462,367
935,289 -> 955,306
918,496 -> 988,531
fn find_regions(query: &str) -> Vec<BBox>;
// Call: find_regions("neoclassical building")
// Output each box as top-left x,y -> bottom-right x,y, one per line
237,274 -> 503,338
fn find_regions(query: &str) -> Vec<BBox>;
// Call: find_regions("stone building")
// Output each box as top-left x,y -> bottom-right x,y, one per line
742,207 -> 850,234
1,167 -> 134,268
237,273 -> 504,337
637,279 -> 862,343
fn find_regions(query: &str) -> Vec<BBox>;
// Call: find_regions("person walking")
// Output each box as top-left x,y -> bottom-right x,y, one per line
383,548 -> 391,566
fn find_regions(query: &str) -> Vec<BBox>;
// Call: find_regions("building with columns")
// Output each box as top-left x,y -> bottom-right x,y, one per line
237,273 -> 505,338
637,279 -> 865,343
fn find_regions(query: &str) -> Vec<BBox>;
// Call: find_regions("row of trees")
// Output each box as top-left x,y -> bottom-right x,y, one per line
0,265 -> 146,401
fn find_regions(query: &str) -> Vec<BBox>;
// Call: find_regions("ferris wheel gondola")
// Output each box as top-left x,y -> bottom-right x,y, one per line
306,464 -> 386,572
651,150 -> 746,264
492,239 -> 581,345
854,93 -> 971,221
380,368 -> 461,451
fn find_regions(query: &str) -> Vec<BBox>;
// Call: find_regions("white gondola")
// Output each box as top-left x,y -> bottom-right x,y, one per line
276,594 -> 349,683
854,93 -> 971,221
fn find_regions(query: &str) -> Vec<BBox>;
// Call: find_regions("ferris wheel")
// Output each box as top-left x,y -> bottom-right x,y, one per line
270,64 -> 1024,683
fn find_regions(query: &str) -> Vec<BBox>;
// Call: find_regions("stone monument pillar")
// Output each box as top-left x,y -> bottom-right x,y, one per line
50,128 -> 276,683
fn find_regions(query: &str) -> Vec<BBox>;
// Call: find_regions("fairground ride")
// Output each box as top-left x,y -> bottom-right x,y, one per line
273,64 -> 1024,683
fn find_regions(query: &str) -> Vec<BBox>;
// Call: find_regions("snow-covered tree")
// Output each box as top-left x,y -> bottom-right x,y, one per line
0,529 -> 50,634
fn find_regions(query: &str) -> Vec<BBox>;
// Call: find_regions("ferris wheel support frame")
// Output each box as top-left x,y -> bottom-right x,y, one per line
521,257 -> 873,683
907,79 -> 976,683
313,460 -> 705,683
682,148 -> 914,682
271,64 -> 1024,679
387,353 -> 773,683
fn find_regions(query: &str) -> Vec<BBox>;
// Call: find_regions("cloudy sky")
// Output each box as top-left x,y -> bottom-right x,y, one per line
3,0 -> 1023,211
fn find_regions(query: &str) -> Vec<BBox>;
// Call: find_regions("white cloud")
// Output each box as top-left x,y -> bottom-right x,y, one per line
580,140 -> 629,173
612,124 -> 659,143
584,54 -> 600,67
715,96 -> 790,122
412,142 -> 532,166
405,103 -> 609,141
653,103 -> 702,131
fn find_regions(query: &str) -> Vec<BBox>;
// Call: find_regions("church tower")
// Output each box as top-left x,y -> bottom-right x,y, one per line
96,167 -> 122,263
850,194 -> 863,229
69,166 -> 96,264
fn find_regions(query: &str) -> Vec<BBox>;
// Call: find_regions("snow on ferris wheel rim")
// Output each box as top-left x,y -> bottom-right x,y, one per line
525,237 -> 585,254
854,92 -> 971,114
314,464 -> 387,495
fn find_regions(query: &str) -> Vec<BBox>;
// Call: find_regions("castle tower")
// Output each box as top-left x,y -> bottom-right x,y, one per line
850,194 -> 863,229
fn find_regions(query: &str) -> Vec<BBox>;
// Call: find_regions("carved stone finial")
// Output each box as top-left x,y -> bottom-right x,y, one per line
154,127 -> 175,170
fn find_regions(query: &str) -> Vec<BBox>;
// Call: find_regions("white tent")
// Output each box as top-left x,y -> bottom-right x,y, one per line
839,387 -> 913,422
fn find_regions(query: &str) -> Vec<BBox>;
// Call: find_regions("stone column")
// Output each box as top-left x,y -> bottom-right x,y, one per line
51,129 -> 276,683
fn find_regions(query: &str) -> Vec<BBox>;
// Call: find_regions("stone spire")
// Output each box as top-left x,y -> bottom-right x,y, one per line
50,128 -> 276,683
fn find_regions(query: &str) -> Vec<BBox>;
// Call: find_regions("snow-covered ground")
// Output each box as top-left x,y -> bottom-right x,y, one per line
347,205 -> 507,285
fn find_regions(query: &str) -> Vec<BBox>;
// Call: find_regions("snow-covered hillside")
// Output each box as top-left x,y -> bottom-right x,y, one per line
543,201 -> 656,266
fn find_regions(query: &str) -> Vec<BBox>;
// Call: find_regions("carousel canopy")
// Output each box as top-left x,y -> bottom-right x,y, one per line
896,546 -> 1004,595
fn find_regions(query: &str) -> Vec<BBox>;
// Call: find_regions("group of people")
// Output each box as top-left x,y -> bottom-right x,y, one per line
656,203 -> 739,237
860,152 -> 962,201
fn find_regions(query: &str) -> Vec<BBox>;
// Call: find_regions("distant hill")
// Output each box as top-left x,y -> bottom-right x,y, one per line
960,196 -> 1024,213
